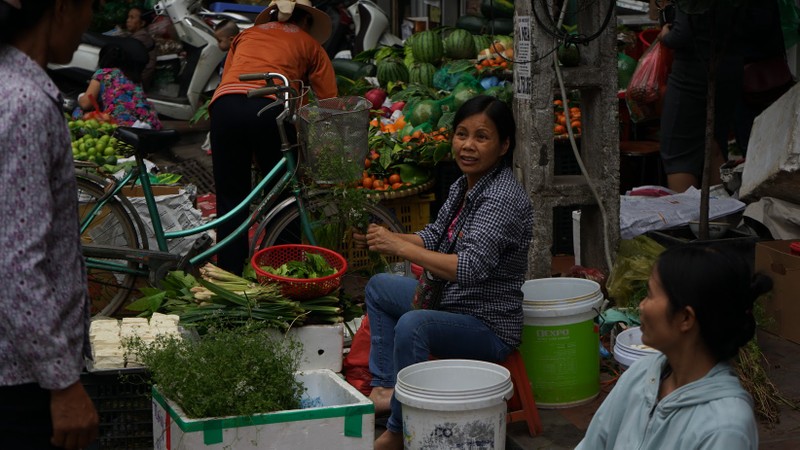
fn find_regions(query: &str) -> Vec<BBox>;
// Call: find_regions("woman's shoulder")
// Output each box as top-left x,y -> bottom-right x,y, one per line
483,167 -> 530,204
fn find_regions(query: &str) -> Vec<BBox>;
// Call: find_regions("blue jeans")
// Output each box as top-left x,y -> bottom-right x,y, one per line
365,273 -> 514,433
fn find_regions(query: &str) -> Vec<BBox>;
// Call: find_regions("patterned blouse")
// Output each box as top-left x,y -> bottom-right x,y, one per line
416,164 -> 535,347
92,67 -> 162,129
0,45 -> 91,390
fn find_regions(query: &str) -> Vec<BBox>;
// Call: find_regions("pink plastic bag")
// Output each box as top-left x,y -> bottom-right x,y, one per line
625,38 -> 672,122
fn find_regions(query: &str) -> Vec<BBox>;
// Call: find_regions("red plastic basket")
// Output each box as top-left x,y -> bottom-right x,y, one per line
251,245 -> 347,300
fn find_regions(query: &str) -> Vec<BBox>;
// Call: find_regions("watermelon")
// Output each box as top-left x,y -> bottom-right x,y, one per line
452,82 -> 483,110
332,59 -> 376,79
408,99 -> 442,127
481,0 -> 514,19
456,15 -> 486,34
444,29 -> 477,59
376,58 -> 409,88
473,34 -> 493,54
409,63 -> 436,88
411,30 -> 444,65
487,18 -> 513,36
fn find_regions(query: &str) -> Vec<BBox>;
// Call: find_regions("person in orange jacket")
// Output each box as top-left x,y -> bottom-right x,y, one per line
208,0 -> 337,273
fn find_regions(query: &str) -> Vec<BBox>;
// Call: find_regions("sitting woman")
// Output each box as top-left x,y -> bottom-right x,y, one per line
76,43 -> 162,129
576,244 -> 772,450
353,95 -> 534,450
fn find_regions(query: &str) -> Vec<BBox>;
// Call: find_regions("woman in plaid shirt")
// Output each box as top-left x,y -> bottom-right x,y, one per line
354,95 -> 534,450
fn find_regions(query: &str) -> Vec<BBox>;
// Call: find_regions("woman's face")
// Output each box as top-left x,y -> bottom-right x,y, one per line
451,112 -> 509,187
126,9 -> 145,33
49,0 -> 93,64
639,268 -> 682,352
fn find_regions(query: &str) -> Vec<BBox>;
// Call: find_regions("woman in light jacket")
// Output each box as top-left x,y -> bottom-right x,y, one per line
577,244 -> 771,450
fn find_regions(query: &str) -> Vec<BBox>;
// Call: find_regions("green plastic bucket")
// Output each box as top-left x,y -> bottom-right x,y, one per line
519,278 -> 604,408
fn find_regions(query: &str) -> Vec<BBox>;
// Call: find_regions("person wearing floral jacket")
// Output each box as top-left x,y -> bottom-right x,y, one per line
76,43 -> 162,129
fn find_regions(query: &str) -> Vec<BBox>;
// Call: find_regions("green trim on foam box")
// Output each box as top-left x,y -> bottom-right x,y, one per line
152,386 -> 374,445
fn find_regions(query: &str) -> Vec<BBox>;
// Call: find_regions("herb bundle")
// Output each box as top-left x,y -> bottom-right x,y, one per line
128,323 -> 304,419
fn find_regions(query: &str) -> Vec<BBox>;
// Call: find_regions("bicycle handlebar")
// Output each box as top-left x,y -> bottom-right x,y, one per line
247,86 -> 289,98
239,73 -> 270,81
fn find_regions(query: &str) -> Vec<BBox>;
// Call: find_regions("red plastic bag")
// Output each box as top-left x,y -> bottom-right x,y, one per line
342,316 -> 373,396
625,38 -> 672,123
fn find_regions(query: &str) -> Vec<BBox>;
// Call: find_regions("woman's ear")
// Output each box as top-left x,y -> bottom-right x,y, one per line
500,137 -> 510,156
678,305 -> 697,333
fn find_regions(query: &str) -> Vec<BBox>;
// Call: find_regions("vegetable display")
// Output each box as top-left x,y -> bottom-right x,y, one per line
126,263 -> 361,330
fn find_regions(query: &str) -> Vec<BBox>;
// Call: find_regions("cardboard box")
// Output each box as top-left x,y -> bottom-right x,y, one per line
755,240 -> 800,344
152,369 -> 374,449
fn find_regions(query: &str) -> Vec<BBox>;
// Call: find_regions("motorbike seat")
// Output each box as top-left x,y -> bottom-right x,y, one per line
117,127 -> 181,156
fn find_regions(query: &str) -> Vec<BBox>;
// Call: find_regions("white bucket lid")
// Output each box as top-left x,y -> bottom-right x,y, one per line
521,278 -> 604,318
395,359 -> 513,412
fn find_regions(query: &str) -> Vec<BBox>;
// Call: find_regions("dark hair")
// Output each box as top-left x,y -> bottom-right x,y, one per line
656,244 -> 773,361
215,18 -> 240,36
98,43 -> 143,83
452,95 -> 516,163
129,6 -> 153,27
0,0 -> 55,43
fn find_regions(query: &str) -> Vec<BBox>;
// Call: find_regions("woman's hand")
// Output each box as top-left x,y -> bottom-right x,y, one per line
50,381 -> 99,450
365,223 -> 406,257
658,23 -> 671,39
352,227 -> 368,249
78,79 -> 101,111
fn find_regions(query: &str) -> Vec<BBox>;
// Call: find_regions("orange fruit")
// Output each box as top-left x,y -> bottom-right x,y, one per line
373,179 -> 384,189
362,177 -> 374,189
570,120 -> 582,129
554,125 -> 567,134
389,174 -> 401,184
391,182 -> 404,190
364,158 -> 371,169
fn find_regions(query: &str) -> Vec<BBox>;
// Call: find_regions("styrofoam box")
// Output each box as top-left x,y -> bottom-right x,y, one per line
286,323 -> 344,372
152,369 -> 375,449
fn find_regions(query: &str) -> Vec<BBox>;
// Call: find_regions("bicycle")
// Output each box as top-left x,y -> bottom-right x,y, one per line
77,72 -> 404,317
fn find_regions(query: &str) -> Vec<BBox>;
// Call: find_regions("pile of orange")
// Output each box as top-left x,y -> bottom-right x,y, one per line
475,43 -> 514,72
553,99 -> 582,137
401,127 -> 450,146
358,170 -> 411,192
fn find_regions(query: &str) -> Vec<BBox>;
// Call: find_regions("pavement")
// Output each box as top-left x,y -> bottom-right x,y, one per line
158,120 -> 800,449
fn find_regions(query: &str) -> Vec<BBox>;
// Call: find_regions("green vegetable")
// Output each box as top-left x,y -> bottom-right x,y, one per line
261,252 -> 337,279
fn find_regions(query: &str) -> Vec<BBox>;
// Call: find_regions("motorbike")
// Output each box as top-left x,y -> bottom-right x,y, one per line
319,0 -> 403,59
48,0 -> 226,121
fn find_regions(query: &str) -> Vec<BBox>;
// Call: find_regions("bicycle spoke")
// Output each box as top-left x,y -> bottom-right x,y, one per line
77,176 -> 143,316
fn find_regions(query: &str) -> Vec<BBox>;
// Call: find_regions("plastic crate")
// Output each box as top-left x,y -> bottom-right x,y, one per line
382,193 -> 435,234
81,369 -> 152,450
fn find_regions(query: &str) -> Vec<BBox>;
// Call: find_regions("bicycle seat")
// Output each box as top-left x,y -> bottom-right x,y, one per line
116,127 -> 181,155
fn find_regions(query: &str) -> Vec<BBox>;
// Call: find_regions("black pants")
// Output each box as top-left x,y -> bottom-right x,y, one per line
0,383 -> 60,449
209,94 -> 295,273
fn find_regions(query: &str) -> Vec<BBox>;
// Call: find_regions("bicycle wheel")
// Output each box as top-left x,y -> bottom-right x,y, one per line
253,194 -> 405,274
77,174 -> 145,316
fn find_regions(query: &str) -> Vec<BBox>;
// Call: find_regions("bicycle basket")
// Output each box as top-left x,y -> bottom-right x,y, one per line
251,245 -> 347,300
297,96 -> 371,185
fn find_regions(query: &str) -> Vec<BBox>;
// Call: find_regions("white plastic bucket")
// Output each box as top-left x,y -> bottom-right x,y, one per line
613,326 -> 661,368
520,278 -> 604,408
395,359 -> 513,450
